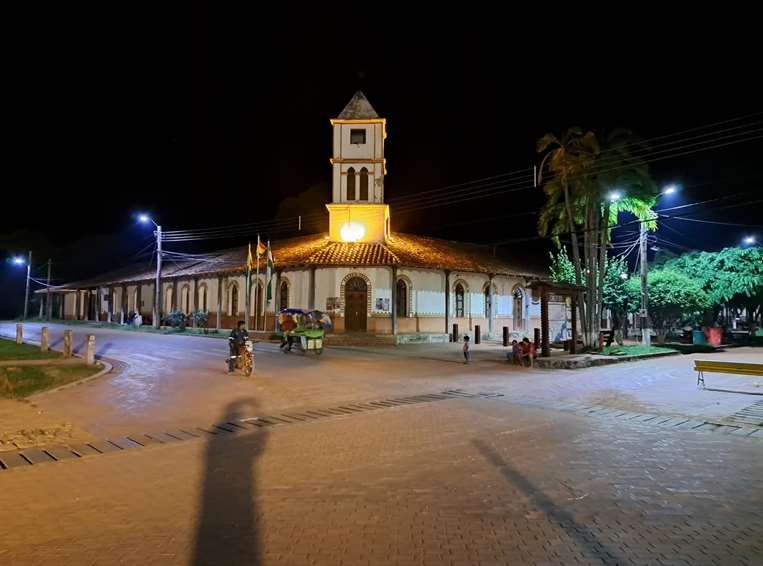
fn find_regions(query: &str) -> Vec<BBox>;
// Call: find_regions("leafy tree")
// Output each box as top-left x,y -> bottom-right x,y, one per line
538,129 -> 658,348
626,268 -> 710,343
664,246 -> 763,325
550,249 -> 634,344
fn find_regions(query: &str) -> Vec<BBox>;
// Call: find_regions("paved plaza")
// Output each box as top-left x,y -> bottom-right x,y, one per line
0,322 -> 761,565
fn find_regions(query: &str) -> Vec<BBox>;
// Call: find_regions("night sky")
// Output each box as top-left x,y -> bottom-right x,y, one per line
2,8 -> 761,317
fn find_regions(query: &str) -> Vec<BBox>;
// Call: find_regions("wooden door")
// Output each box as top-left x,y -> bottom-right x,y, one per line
345,277 -> 367,331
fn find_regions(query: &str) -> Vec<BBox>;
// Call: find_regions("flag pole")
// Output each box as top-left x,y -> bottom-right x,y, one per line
245,242 -> 251,330
255,235 -> 261,331
265,239 -> 272,332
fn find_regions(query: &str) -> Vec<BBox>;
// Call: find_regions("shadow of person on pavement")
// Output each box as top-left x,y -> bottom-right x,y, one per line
472,438 -> 625,564
96,341 -> 113,358
192,398 -> 268,566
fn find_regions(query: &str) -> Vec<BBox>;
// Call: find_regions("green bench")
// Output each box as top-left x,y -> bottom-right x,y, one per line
694,360 -> 763,388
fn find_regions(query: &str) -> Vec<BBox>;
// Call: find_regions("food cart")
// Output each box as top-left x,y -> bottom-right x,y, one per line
279,309 -> 332,355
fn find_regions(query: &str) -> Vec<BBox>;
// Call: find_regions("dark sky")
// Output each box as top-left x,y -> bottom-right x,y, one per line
2,7 -> 762,316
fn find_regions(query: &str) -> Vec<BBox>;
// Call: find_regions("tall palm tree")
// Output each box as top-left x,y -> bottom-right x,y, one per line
538,128 -> 657,348
537,127 -> 599,344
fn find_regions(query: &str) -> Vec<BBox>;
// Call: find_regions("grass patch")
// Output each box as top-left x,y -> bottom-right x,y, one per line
0,364 -> 101,398
600,344 -> 675,356
0,338 -> 61,361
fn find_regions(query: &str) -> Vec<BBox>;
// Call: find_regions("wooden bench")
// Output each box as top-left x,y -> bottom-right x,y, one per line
694,360 -> 763,388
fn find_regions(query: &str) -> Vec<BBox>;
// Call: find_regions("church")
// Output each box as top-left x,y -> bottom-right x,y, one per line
47,92 -> 552,342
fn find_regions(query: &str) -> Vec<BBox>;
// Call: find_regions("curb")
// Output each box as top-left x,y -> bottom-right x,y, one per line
0,333 -> 119,397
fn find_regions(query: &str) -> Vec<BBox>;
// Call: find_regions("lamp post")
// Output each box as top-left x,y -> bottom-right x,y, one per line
139,215 -> 162,329
639,184 -> 680,347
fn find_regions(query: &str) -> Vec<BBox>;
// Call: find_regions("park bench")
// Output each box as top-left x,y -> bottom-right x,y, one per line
694,360 -> 763,388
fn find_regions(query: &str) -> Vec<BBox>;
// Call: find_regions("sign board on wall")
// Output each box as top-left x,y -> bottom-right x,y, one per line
375,298 -> 390,312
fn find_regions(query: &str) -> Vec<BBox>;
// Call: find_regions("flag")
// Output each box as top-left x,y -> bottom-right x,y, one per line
246,242 -> 254,295
256,240 -> 267,257
246,242 -> 254,273
266,241 -> 274,302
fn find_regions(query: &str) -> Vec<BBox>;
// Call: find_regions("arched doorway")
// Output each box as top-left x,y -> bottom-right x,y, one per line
345,277 -> 367,331
395,279 -> 408,318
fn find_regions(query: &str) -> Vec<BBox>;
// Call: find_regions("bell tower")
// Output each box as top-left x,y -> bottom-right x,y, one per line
326,91 -> 390,243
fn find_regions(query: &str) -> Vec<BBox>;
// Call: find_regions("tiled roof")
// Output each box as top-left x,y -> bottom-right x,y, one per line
51,232 -> 546,290
306,242 -> 399,266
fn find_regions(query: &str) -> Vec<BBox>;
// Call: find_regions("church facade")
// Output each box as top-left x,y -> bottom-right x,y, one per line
48,92 -> 553,340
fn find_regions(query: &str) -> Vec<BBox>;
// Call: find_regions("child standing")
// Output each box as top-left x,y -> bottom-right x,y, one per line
463,335 -> 471,364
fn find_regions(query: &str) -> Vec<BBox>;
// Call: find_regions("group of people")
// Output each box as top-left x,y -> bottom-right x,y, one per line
460,335 -> 536,367
508,337 -> 536,367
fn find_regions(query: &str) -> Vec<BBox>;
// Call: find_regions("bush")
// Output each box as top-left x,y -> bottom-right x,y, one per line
192,310 -> 209,328
163,310 -> 187,329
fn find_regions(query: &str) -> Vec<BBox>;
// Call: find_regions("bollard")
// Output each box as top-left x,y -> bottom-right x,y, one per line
85,334 -> 96,365
107,312 -> 112,323
502,326 -> 509,347
474,325 -> 481,344
16,323 -> 23,345
41,327 -> 49,351
534,328 -> 541,351
119,311 -> 125,325
452,323 -> 459,343
63,330 -> 73,358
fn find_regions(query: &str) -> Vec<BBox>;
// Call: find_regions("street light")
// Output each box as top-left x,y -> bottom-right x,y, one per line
620,272 -> 629,280
662,184 -> 679,195
137,213 -> 162,329
744,235 -> 757,245
10,252 -> 33,320
608,191 -> 622,202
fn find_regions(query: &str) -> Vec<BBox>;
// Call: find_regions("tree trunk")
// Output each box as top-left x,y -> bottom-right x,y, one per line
563,180 -> 589,347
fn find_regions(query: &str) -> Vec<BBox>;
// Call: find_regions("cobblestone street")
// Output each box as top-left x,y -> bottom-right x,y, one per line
1,322 -> 762,565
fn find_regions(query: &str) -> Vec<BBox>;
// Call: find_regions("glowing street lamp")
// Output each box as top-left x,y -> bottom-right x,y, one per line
744,236 -> 757,245
661,184 -> 678,195
137,213 -> 162,328
12,256 -> 25,265
620,272 -> 629,280
608,191 -> 622,202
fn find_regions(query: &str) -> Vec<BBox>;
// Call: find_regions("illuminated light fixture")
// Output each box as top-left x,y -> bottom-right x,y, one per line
12,257 -> 25,265
620,272 -> 629,280
662,184 -> 678,195
340,221 -> 366,242
744,236 -> 756,245
138,214 -> 150,223
608,191 -> 622,202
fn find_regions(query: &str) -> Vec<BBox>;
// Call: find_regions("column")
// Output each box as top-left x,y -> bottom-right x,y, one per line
391,266 -> 398,336
172,279 -> 178,312
308,266 -> 316,310
570,292 -> 578,355
216,275 -> 223,330
75,289 -> 81,321
444,270 -> 450,335
487,275 -> 494,338
192,277 -> 198,328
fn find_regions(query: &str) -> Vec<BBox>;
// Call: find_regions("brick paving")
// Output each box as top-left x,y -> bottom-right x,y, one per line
1,398 -> 761,565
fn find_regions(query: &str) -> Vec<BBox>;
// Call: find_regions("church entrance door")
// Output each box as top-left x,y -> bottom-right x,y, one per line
345,277 -> 367,332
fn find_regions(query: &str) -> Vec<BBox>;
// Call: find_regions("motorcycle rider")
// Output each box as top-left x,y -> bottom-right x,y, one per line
228,320 -> 249,373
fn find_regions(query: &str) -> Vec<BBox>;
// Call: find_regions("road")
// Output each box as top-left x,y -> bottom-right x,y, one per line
1,322 -> 760,438
1,321 -> 762,565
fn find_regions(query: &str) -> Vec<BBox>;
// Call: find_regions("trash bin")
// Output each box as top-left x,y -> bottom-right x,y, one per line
692,329 -> 706,345
704,327 -> 722,347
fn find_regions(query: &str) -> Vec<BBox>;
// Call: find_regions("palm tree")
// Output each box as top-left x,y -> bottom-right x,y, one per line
537,127 -> 599,345
538,128 -> 657,349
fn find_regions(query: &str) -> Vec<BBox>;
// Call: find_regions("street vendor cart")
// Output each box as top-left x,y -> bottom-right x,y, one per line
278,308 -> 331,355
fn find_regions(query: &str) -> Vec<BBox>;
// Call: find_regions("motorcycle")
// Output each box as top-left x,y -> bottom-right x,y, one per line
228,339 -> 255,376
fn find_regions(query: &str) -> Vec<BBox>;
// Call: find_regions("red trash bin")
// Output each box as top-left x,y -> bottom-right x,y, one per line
704,327 -> 722,347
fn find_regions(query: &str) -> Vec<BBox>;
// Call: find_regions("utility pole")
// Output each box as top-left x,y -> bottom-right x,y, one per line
46,259 -> 53,320
23,251 -> 32,321
39,258 -> 51,318
153,225 -> 162,329
639,221 -> 651,347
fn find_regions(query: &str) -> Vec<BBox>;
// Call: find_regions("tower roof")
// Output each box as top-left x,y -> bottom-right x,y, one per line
336,91 -> 380,120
